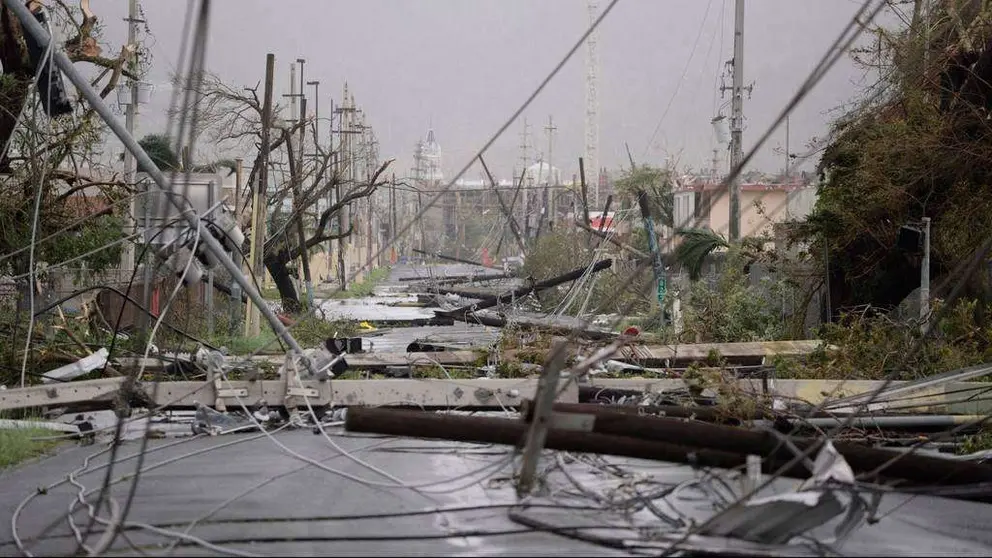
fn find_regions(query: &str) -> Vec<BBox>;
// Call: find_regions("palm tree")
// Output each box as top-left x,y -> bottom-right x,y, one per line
675,227 -> 730,280
674,227 -> 769,281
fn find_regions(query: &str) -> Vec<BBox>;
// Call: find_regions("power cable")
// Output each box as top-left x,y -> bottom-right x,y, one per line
641,0 -> 715,160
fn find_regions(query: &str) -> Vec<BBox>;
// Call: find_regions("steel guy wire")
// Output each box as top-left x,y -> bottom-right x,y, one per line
641,0 -> 715,161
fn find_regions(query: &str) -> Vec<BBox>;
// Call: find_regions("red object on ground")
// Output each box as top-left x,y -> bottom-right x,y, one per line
277,313 -> 295,327
623,326 -> 640,337
482,247 -> 492,267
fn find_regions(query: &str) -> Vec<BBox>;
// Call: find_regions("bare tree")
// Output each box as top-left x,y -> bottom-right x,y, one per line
0,1 -> 136,278
179,72 -> 392,312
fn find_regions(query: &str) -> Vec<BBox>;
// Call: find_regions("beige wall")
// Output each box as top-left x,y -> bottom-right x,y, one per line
706,189 -> 788,239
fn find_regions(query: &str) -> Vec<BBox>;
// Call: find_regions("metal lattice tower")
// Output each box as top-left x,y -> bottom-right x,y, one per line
585,0 -> 600,207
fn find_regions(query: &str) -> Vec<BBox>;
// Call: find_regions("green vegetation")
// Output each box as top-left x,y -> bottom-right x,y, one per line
0,428 -> 60,469
522,229 -> 656,316
795,1 -> 992,314
202,318 -> 358,355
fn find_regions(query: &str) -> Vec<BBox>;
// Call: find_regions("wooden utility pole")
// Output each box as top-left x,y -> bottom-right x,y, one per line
293,97 -> 314,309
246,53 -> 275,337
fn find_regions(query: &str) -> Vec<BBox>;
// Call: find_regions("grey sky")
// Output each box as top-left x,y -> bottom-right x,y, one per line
95,0 -> 874,182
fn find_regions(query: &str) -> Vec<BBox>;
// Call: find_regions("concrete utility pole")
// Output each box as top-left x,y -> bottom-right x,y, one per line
728,0 -> 746,241
288,63 -> 297,122
246,53 -> 275,337
231,157 -> 244,334
784,114 -> 791,179
545,115 -> 557,229
124,0 -> 145,329
333,84 -> 359,290
307,80 -> 320,147
519,118 -> 532,239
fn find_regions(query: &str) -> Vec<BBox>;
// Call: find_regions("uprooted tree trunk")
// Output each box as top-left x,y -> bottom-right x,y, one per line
263,160 -> 392,313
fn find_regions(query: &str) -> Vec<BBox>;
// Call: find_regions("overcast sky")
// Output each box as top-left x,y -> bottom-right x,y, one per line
93,0 -> 879,182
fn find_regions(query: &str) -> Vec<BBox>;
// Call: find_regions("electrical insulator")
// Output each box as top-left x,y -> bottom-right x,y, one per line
208,207 -> 246,254
166,246 -> 204,286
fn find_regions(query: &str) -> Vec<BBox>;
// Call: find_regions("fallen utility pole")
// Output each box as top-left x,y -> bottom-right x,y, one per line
412,249 -> 501,270
346,406 -> 992,488
1,378 -> 580,413
438,259 -> 613,320
344,406 -> 791,476
522,403 -> 992,487
401,272 -> 515,284
454,310 -> 617,341
430,286 -> 503,300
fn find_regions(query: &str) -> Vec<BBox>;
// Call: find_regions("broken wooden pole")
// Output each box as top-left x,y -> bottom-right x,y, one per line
430,286 -> 501,300
412,249 -> 501,270
400,272 -> 514,284
527,401 -> 845,427
531,401 -> 754,424
437,259 -> 613,319
451,311 -> 617,340
344,406 -> 796,475
522,403 -> 992,486
597,195 -> 613,234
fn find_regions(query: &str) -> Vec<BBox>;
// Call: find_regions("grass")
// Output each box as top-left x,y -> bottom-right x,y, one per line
203,319 -> 360,355
0,427 -> 61,469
